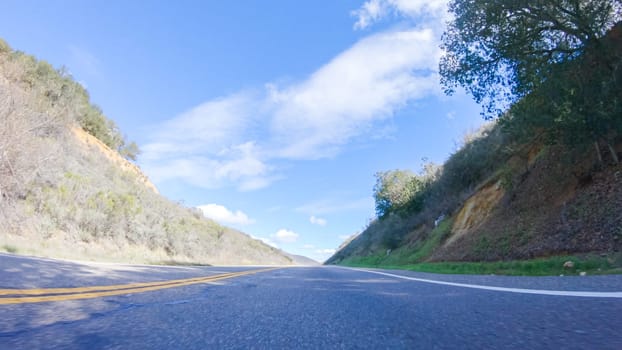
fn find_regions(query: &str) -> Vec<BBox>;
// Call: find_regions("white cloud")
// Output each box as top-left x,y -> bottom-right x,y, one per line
315,248 -> 336,255
269,28 -> 439,159
147,94 -> 253,158
309,215 -> 327,226
141,94 -> 275,191
352,0 -> 449,30
303,244 -> 316,249
352,0 -> 387,30
271,229 -> 299,243
252,235 -> 279,249
197,204 -> 255,226
142,5 -> 447,191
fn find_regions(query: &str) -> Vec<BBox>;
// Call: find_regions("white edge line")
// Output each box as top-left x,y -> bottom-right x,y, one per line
347,267 -> 622,298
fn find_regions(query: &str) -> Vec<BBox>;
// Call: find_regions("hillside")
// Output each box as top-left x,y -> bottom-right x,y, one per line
326,134 -> 622,268
0,38 -> 294,265
326,21 -> 622,271
284,253 -> 320,266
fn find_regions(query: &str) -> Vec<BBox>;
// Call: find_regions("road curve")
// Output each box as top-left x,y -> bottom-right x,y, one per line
1,253 -> 621,349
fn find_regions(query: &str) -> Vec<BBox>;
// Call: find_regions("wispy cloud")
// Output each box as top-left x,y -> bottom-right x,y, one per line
271,229 -> 299,243
268,28 -> 439,160
309,215 -> 327,226
352,0 -> 449,30
197,204 -> 255,226
252,235 -> 279,249
142,5 -> 447,191
352,0 -> 389,30
144,94 -> 254,160
141,94 -> 276,191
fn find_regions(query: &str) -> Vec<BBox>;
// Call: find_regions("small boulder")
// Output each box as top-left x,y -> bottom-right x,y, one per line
580,271 -> 587,276
563,261 -> 575,269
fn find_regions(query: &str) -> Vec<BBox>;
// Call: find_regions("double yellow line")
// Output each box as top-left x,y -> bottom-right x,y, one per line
0,267 -> 279,305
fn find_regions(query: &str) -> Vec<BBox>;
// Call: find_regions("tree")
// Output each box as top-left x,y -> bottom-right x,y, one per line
440,0 -> 622,118
505,24 -> 622,163
120,141 -> 141,161
373,170 -> 422,218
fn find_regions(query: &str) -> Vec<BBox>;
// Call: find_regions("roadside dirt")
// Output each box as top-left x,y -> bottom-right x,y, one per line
430,145 -> 622,262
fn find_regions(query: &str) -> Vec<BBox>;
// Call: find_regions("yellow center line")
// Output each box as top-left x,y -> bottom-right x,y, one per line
0,271 -> 244,296
0,267 -> 281,305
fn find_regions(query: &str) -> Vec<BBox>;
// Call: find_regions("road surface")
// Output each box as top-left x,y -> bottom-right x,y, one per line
1,253 -> 621,349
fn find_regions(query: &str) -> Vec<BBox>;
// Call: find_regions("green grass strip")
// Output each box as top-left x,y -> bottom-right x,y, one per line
340,254 -> 622,276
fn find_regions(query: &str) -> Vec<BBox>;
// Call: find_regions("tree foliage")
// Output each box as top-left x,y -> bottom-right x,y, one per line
373,170 -> 421,218
120,141 -> 141,161
504,22 -> 622,162
440,0 -> 622,118
372,164 -> 445,219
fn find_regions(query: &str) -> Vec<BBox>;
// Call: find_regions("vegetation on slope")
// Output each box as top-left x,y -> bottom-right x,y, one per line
327,2 -> 622,273
0,39 -> 139,161
0,38 -> 293,265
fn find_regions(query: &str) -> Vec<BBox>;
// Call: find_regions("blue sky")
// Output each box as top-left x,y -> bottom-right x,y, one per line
1,0 -> 484,262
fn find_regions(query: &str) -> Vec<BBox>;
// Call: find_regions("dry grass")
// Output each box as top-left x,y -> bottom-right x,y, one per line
0,38 -> 293,266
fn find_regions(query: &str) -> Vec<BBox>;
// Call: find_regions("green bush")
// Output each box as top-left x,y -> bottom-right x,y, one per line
1,42 -> 140,160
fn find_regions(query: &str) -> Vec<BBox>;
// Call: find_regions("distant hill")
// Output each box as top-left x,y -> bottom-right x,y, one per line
0,38 -> 294,266
284,253 -> 320,266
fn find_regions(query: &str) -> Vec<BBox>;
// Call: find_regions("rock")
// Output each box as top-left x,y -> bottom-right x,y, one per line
580,271 -> 587,276
563,261 -> 575,269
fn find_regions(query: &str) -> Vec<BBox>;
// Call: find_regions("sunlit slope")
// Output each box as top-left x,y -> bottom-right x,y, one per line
0,38 -> 293,265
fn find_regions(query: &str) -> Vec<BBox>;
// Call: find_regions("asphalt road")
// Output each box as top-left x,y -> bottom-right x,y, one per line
1,253 -> 621,349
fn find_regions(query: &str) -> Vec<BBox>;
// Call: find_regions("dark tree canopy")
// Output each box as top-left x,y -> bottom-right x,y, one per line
506,21 -> 622,162
373,170 -> 425,218
440,0 -> 622,118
